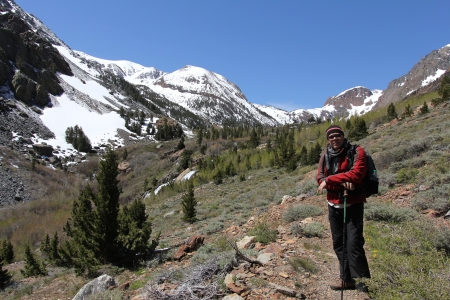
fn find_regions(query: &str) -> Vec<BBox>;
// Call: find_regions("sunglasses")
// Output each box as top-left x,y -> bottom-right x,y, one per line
328,134 -> 343,140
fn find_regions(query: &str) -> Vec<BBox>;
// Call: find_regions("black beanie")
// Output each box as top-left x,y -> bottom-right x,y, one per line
326,125 -> 344,139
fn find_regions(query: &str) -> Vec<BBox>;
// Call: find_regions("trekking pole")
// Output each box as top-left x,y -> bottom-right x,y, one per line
341,189 -> 348,300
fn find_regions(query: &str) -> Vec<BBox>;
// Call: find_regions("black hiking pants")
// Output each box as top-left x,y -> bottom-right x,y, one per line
328,203 -> 371,283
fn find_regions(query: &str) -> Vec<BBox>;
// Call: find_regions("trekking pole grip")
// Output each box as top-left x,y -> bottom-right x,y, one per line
343,189 -> 348,197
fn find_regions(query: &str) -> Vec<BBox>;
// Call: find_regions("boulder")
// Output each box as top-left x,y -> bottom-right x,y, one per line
118,162 -> 131,173
256,253 -> 273,265
267,282 -> 297,297
72,274 -> 116,300
35,84 -> 50,106
174,235 -> 205,260
10,71 -> 36,103
222,294 -> 244,300
175,168 -> 191,182
236,236 -> 256,250
32,144 -> 53,157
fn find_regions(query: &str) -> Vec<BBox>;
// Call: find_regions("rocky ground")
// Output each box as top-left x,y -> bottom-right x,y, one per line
2,175 -> 449,299
127,192 -> 373,300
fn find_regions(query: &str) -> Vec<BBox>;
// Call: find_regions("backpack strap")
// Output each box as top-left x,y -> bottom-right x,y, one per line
346,144 -> 358,170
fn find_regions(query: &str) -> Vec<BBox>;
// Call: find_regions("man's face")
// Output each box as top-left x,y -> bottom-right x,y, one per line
328,133 -> 344,150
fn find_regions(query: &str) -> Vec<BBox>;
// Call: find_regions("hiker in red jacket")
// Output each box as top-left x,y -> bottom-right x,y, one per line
317,125 -> 371,294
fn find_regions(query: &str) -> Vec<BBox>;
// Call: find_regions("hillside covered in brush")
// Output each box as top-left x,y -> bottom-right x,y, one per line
1,76 -> 450,299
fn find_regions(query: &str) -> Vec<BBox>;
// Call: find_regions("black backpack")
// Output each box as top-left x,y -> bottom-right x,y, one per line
346,145 -> 379,197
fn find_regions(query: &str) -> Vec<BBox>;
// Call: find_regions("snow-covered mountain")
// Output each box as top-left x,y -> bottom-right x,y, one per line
56,47 -> 279,126
255,87 -> 382,124
1,0 -> 450,157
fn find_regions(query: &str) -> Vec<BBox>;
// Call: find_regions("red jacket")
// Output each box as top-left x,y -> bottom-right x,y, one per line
316,144 -> 367,205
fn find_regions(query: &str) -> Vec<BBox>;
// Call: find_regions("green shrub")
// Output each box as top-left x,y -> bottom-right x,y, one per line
190,244 -> 234,269
282,205 -> 323,223
431,227 -> 450,255
411,183 -> 450,212
365,203 -> 418,223
296,179 -> 317,196
239,173 -> 246,181
389,157 -> 426,172
291,222 -> 325,238
301,222 -> 325,238
247,220 -> 278,244
20,245 -> 47,277
408,136 -> 435,156
431,97 -> 445,106
201,222 -> 224,235
396,167 -> 419,183
365,220 -> 450,299
378,170 -> 397,188
377,146 -> 410,170
289,256 -> 317,273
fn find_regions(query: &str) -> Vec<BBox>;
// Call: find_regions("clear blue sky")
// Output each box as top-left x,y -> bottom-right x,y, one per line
15,0 -> 450,111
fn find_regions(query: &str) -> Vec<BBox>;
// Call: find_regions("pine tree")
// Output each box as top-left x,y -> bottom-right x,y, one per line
420,101 -> 429,114
248,128 -> 259,148
266,137 -> 272,153
345,119 -> 352,131
299,146 -> 308,166
176,135 -> 185,150
0,264 -> 12,289
63,148 -> 157,273
65,125 -> 92,152
122,147 -> 128,160
402,104 -> 414,118
348,117 -> 368,141
63,184 -> 100,275
50,232 -> 61,263
40,234 -> 51,258
181,181 -> 197,223
438,75 -> 450,100
307,143 -> 322,165
213,168 -> 224,185
21,245 -> 47,277
117,199 -> 158,265
196,128 -> 203,146
143,178 -> 149,191
139,111 -> 146,125
93,147 -> 120,263
0,240 -> 14,264
225,161 -> 237,176
387,103 -> 398,121
179,149 -> 192,170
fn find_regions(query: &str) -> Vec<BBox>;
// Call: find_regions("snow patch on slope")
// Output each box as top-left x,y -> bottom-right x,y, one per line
347,89 -> 383,116
253,104 -> 290,124
422,69 -> 446,87
38,94 -> 127,152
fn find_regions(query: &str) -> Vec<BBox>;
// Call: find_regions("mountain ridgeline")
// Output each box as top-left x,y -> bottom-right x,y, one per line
1,0 -> 450,148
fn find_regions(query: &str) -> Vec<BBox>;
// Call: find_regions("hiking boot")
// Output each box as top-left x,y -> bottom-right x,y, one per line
329,279 -> 355,290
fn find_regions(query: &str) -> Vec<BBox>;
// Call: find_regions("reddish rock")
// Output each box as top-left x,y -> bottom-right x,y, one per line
174,236 -> 205,260
226,282 -> 248,294
265,242 -> 284,258
119,281 -> 130,290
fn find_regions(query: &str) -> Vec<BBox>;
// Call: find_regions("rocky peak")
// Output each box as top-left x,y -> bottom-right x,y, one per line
323,86 -> 373,110
374,44 -> 450,109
